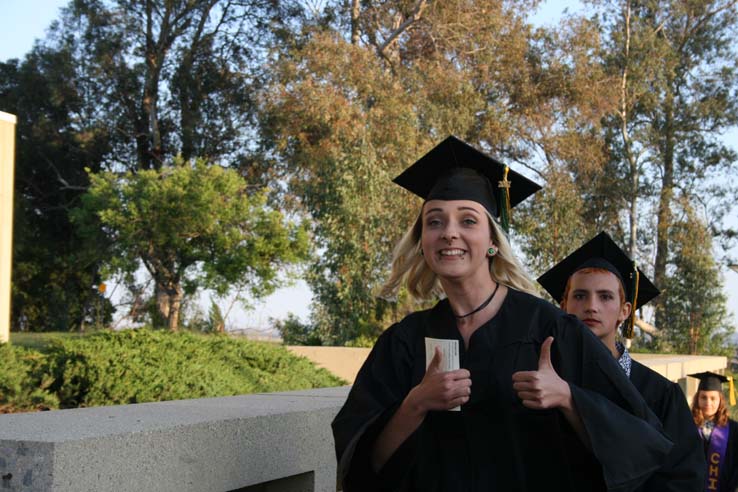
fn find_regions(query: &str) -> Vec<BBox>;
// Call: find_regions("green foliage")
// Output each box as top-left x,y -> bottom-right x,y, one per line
4,0 -> 736,351
2,330 -> 344,412
208,301 -> 226,333
4,0 -> 301,332
0,343 -> 59,413
261,31 -> 427,344
515,166 -> 594,277
274,314 -> 323,346
1,48 -> 113,332
658,206 -> 735,355
260,4 -> 547,344
54,0 -> 298,170
72,160 -> 310,330
592,0 -> 738,329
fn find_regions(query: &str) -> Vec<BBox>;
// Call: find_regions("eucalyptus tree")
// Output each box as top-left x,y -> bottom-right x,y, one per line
591,0 -> 738,331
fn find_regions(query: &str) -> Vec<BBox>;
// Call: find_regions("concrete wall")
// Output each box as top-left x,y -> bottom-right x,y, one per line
631,353 -> 730,403
286,347 -> 371,384
0,111 -> 15,344
0,386 -> 350,492
0,350 -> 727,491
288,345 -> 727,397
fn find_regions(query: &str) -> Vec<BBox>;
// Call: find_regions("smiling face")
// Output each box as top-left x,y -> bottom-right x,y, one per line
563,269 -> 631,347
698,390 -> 722,419
420,199 -> 495,285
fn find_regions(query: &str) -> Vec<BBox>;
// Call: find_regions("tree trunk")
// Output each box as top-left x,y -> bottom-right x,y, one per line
139,0 -> 171,170
654,101 -> 675,328
351,0 -> 360,45
167,285 -> 183,332
178,8 -> 210,162
620,0 -> 639,258
156,285 -> 170,322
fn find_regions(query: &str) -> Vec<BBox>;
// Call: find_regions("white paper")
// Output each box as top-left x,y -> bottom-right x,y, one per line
424,337 -> 461,411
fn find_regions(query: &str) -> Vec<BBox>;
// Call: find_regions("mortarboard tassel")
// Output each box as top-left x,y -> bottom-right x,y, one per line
730,376 -> 736,406
624,262 -> 639,340
498,166 -> 511,233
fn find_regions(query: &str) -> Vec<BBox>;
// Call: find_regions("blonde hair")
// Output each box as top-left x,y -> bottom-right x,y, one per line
379,207 -> 539,301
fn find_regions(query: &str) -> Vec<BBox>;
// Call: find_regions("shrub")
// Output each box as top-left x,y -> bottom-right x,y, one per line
0,343 -> 59,413
40,329 -> 345,408
274,314 -> 323,345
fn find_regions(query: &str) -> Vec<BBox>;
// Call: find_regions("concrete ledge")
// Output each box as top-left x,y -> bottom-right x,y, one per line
0,386 -> 351,492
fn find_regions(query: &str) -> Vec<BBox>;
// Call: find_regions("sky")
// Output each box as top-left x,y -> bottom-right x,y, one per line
1,0 -> 737,336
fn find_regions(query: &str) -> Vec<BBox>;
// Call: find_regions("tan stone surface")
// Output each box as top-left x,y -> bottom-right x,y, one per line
0,111 -> 16,344
287,346 -> 727,404
286,346 -> 370,383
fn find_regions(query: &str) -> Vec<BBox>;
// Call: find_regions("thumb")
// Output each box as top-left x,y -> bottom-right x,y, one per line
538,336 -> 554,370
427,347 -> 443,374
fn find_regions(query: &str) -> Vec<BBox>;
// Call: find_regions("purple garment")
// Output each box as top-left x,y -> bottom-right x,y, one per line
701,423 -> 729,491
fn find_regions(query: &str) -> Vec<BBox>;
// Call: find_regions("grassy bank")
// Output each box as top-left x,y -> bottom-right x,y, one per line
1,329 -> 345,413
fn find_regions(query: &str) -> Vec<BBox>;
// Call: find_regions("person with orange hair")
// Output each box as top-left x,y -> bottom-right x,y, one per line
689,372 -> 738,492
537,232 -> 705,491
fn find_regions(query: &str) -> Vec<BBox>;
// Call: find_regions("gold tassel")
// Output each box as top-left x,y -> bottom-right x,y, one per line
498,166 -> 511,232
624,263 -> 639,339
729,376 -> 736,406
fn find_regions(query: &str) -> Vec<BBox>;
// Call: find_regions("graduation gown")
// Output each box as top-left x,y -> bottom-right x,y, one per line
628,360 -> 706,491
332,289 -> 673,492
699,419 -> 738,492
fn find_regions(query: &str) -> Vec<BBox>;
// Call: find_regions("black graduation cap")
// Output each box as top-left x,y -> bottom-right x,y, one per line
536,232 -> 659,338
689,372 -> 736,405
690,372 -> 730,391
393,136 -> 542,231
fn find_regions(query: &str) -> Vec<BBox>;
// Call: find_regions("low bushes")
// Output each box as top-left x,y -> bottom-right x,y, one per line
1,329 -> 344,412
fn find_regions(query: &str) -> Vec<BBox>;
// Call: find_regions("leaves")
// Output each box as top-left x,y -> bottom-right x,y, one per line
72,159 -> 310,330
1,330 -> 344,412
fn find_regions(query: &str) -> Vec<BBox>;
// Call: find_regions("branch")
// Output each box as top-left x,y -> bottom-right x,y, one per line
376,0 -> 429,58
635,317 -> 662,336
44,155 -> 87,191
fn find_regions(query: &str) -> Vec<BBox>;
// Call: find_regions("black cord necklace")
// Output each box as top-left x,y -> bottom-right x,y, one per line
453,282 -> 500,319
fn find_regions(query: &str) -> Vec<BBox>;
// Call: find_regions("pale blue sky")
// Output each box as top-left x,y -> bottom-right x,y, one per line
2,0 -> 737,335
0,0 -> 67,61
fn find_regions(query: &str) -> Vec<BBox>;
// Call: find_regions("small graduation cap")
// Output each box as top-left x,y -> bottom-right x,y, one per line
537,232 -> 659,340
393,136 -> 542,232
689,371 -> 736,406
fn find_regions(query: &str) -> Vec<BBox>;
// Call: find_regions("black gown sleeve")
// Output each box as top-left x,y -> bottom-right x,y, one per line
331,321 -> 418,491
546,314 -> 674,491
636,378 -> 705,491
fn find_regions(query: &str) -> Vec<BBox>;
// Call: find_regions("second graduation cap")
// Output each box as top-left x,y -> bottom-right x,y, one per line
689,372 -> 736,405
537,232 -> 660,338
393,136 -> 542,231
537,232 -> 659,307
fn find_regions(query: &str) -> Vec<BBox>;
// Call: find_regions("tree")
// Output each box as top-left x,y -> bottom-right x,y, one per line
660,201 -> 734,355
1,47 -> 113,331
54,0 -> 296,171
261,29 -> 423,344
4,1 -> 302,330
260,1 -> 608,344
590,0 -> 738,329
72,160 -> 309,331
